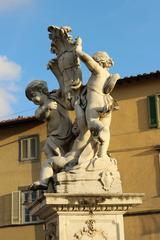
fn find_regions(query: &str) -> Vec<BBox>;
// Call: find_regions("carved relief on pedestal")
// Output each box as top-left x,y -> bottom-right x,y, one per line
73,219 -> 109,240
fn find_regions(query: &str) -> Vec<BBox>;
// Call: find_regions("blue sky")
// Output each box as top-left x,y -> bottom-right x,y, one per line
0,0 -> 160,120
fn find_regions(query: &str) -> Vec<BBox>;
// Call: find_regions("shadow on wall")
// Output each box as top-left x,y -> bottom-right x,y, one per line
112,82 -> 145,101
34,224 -> 45,240
0,194 -> 12,226
113,77 -> 160,102
0,122 -> 42,141
140,213 -> 160,237
124,213 -> 160,240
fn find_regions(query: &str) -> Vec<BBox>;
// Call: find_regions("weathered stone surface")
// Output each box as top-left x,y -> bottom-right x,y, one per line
25,25 -> 121,191
54,156 -> 122,194
29,193 -> 144,240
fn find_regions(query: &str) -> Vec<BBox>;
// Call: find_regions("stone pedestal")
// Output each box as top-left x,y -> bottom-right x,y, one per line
54,156 -> 123,194
30,193 -> 144,240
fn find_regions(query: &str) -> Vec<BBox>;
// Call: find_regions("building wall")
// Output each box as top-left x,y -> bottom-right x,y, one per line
0,121 -> 46,193
0,120 -> 46,239
110,76 -> 160,239
124,213 -> 160,240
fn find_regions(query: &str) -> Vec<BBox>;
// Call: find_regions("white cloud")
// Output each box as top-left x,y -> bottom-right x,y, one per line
0,89 -> 17,118
0,55 -> 22,119
0,56 -> 21,81
0,0 -> 31,10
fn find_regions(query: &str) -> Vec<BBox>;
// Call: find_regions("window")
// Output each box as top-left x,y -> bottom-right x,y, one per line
11,190 -> 41,224
148,95 -> 160,128
19,135 -> 39,161
22,190 -> 40,224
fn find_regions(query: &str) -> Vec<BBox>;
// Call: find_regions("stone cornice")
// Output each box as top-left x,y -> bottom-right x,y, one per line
29,193 -> 144,219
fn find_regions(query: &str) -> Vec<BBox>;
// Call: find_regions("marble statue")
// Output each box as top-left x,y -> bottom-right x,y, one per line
25,80 -> 75,189
26,26 -> 145,240
75,39 -> 120,157
25,26 -> 122,193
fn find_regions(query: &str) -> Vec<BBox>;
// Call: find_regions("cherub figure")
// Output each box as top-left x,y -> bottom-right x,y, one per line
76,40 -> 120,157
25,80 -> 74,189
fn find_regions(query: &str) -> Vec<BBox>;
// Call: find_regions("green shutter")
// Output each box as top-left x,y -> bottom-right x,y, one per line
148,95 -> 158,128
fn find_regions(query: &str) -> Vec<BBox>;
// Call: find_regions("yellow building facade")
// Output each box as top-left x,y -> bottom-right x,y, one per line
0,117 -> 46,240
0,71 -> 160,239
111,71 -> 160,239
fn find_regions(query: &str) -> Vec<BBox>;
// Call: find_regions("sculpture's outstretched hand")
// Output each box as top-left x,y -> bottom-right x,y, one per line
60,26 -> 72,36
48,101 -> 57,110
75,37 -> 83,53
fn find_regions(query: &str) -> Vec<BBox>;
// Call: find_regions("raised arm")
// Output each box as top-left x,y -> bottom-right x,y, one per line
35,101 -> 57,121
75,37 -> 100,74
35,105 -> 50,121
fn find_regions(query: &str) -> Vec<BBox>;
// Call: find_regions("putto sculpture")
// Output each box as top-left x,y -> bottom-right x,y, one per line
25,26 -> 121,193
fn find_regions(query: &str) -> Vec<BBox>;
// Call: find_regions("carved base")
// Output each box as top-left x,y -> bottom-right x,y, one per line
46,212 -> 124,240
53,156 -> 122,194
29,193 -> 144,240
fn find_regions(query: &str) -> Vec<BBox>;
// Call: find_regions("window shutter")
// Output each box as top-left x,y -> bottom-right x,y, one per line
19,135 -> 39,161
30,137 -> 37,158
22,139 -> 28,159
156,95 -> 160,128
148,95 -> 158,128
11,191 -> 21,224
